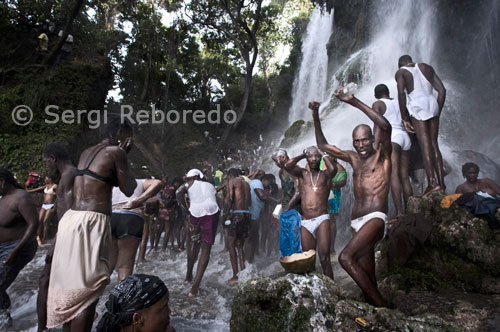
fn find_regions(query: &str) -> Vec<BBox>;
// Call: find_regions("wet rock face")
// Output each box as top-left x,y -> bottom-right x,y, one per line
380,192 -> 500,294
230,273 -> 459,332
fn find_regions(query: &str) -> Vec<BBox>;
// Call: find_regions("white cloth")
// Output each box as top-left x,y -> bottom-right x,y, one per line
112,179 -> 145,205
301,214 -> 330,239
42,203 -> 55,210
186,169 -> 204,179
401,64 -> 439,121
351,211 -> 388,233
187,180 -> 219,218
391,129 -> 412,151
380,98 -> 404,131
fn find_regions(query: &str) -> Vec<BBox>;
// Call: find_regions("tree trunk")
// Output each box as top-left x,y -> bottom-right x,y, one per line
219,71 -> 253,145
43,0 -> 85,65
133,137 -> 165,174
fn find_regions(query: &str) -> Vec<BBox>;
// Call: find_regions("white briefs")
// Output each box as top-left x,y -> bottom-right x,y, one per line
42,203 -> 55,210
351,211 -> 388,236
391,128 -> 411,151
301,214 -> 330,239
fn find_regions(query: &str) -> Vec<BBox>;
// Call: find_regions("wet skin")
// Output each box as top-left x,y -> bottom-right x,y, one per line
312,93 -> 391,307
395,60 -> 446,193
285,147 -> 336,279
455,168 -> 500,196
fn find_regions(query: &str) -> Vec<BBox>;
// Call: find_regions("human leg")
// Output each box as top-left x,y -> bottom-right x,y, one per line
138,217 -> 149,262
189,242 -> 212,296
329,214 -> 337,253
227,235 -> 239,283
42,207 -> 55,242
185,223 -> 201,283
316,220 -> 333,279
429,116 -> 446,191
400,149 -> 413,205
411,118 -> 439,193
390,143 -> 404,216
115,237 -> 141,281
65,301 -> 97,332
338,218 -> 386,307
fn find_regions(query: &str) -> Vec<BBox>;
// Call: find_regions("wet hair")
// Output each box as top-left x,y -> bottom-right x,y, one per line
46,174 -> 57,182
42,143 -> 70,160
352,124 -> 373,138
241,167 -> 250,175
96,274 -> 168,332
271,148 -> 288,162
101,113 -> 133,140
398,54 -> 413,67
374,84 -> 390,98
0,168 -> 23,189
462,162 -> 479,176
304,146 -> 320,157
261,174 -> 275,183
227,168 -> 241,178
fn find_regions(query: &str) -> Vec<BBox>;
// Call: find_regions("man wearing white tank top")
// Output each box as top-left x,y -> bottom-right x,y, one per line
372,84 -> 413,216
395,55 -> 446,195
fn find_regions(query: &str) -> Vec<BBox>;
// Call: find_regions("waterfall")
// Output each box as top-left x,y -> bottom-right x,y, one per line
287,7 -> 334,123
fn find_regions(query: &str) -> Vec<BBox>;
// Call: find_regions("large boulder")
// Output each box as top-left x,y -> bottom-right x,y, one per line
379,192 -> 500,294
230,273 -> 459,332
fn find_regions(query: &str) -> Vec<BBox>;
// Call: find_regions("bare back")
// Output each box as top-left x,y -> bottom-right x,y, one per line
0,188 -> 38,243
72,143 -> 135,215
229,177 -> 251,210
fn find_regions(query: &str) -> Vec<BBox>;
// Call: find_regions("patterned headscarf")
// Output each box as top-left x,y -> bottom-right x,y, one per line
96,274 -> 168,332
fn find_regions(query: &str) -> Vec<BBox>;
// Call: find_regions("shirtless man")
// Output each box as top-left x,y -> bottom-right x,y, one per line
455,162 -> 500,197
224,168 -> 251,284
0,168 -> 38,329
311,89 -> 392,307
395,55 -> 446,194
46,115 -> 136,332
372,84 -> 413,216
285,146 -> 337,279
37,143 -> 77,332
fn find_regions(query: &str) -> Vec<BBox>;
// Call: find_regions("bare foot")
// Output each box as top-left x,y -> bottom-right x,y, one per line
188,291 -> 197,297
422,185 -> 441,198
227,277 -> 238,285
177,247 -> 184,252
37,236 -> 42,246
184,277 -> 192,284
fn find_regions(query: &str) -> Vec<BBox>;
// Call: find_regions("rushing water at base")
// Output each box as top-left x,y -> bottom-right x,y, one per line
8,236 -> 354,331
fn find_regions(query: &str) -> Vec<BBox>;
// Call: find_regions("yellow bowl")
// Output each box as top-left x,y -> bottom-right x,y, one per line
279,249 -> 316,274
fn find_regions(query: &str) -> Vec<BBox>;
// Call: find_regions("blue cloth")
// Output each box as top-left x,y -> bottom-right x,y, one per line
279,209 -> 302,257
249,179 -> 264,220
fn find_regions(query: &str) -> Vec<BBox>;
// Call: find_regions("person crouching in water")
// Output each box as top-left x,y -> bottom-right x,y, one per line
96,274 -> 175,332
285,146 -> 337,279
176,169 -> 220,297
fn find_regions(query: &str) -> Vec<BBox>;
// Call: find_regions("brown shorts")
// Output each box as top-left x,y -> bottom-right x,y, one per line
226,212 -> 250,239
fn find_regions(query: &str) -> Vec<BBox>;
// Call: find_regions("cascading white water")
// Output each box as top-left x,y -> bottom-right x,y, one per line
288,7 -> 334,123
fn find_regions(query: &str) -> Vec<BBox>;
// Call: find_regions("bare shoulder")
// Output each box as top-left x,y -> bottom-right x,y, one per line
372,100 -> 385,114
455,183 -> 465,193
15,188 -> 35,205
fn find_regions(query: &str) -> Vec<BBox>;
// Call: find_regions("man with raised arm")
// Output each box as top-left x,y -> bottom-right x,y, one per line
310,88 -> 392,307
224,168 -> 251,285
395,55 -> 446,194
284,146 -> 337,279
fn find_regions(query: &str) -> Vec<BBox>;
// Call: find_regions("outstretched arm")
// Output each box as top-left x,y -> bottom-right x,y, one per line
395,71 -> 415,133
284,152 -> 306,177
309,101 -> 351,163
335,89 -> 392,158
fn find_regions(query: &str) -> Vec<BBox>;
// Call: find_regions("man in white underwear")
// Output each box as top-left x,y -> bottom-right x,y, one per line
284,146 -> 337,279
395,55 -> 446,195
311,88 -> 392,307
372,84 -> 413,216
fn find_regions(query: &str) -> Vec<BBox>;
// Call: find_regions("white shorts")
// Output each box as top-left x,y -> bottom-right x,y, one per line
391,128 -> 411,151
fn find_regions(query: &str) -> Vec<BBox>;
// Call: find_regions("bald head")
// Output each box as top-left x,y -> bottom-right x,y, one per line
352,124 -> 372,138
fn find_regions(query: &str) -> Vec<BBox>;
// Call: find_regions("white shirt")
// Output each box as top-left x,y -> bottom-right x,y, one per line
187,180 -> 219,218
112,179 -> 146,205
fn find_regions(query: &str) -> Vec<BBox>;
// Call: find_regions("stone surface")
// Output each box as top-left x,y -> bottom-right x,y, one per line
230,273 -> 459,332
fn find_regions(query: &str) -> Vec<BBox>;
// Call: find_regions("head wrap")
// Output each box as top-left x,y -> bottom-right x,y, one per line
96,274 -> 168,332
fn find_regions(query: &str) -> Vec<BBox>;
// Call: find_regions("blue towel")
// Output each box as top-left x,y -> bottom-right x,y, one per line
279,209 -> 302,257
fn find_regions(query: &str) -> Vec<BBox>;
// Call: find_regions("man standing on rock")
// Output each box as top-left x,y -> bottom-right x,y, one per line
284,146 -> 337,279
395,55 -> 446,195
224,168 -> 251,285
311,88 -> 391,307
